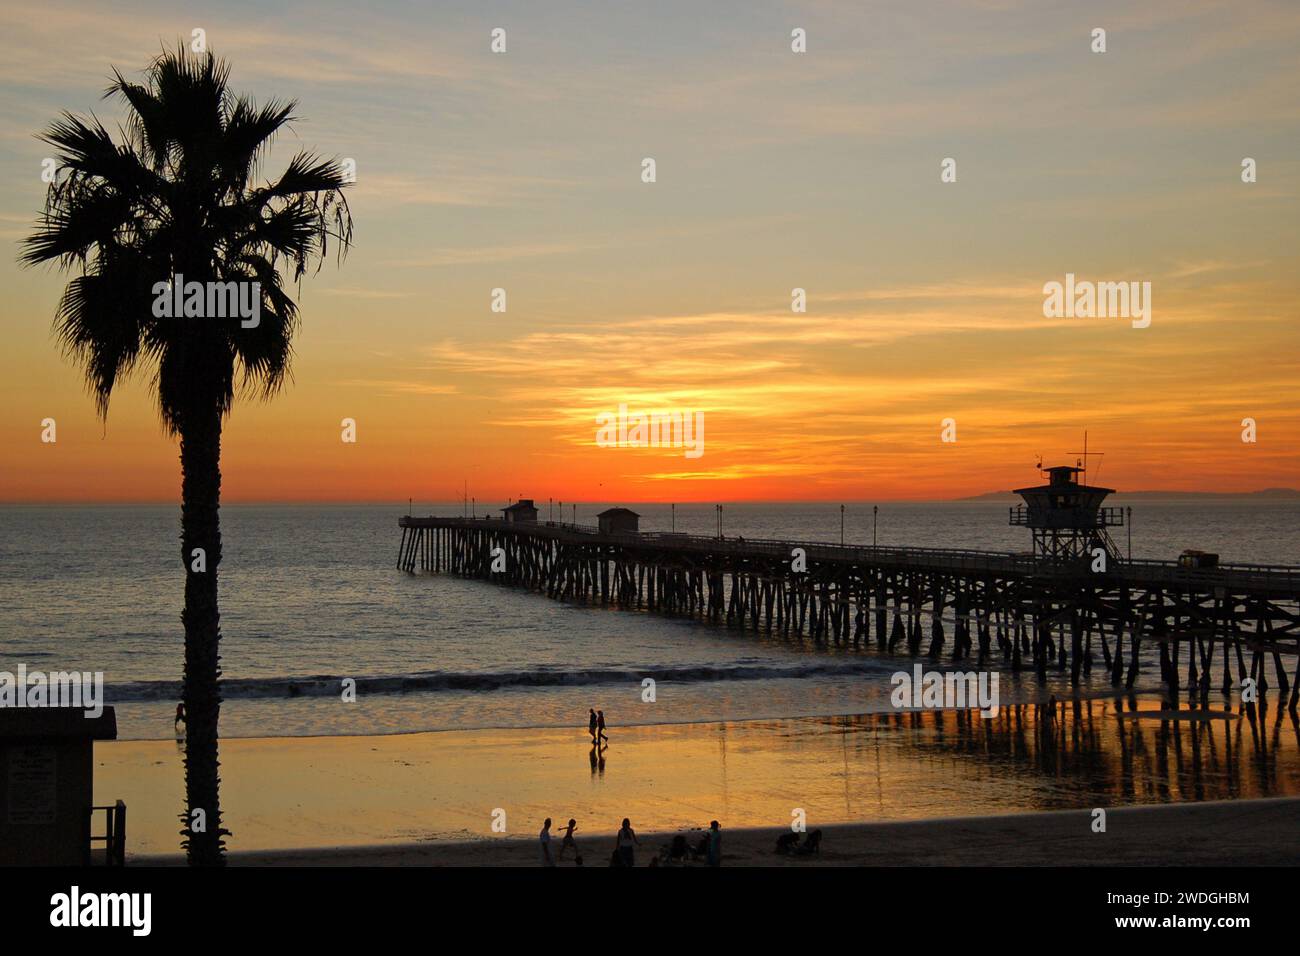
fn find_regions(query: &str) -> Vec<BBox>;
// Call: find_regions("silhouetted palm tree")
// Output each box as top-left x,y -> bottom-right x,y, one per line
22,48 -> 352,865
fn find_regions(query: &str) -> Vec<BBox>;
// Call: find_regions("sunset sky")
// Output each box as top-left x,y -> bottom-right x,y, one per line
1,0 -> 1297,503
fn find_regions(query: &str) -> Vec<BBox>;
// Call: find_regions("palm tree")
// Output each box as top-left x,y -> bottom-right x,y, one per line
22,48 -> 352,865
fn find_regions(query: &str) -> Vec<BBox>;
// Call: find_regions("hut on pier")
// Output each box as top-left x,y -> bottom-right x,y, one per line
597,507 -> 640,535
501,499 -> 539,524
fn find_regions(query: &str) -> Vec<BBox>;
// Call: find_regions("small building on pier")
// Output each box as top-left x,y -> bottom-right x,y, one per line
1011,465 -> 1124,563
501,499 -> 538,524
597,507 -> 640,535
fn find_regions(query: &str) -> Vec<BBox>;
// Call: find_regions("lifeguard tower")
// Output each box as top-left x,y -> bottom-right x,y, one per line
0,706 -> 123,865
1010,464 -> 1124,564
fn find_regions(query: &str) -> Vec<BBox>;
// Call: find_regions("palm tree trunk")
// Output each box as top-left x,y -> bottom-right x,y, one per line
179,403 -> 227,865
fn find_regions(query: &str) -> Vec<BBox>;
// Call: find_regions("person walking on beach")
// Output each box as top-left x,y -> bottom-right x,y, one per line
557,818 -> 578,860
596,709 -> 608,744
588,708 -> 598,742
706,820 -> 722,867
174,701 -> 186,730
540,818 -> 555,867
616,817 -> 640,867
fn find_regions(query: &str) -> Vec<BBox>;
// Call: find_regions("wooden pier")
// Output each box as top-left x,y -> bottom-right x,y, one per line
396,512 -> 1300,706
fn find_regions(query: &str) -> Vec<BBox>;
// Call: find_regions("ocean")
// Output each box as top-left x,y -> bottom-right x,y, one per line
2,499 -> 1297,741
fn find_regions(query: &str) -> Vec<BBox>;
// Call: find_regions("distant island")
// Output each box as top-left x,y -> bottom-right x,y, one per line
958,488 -> 1300,501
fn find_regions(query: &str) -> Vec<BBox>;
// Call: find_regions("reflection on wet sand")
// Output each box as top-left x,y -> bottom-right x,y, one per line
823,695 -> 1300,812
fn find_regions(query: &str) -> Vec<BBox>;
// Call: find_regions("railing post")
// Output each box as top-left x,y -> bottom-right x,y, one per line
82,806 -> 94,867
113,800 -> 126,866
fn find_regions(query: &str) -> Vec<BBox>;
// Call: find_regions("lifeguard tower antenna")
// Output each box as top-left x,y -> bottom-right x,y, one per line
1070,429 -> 1105,487
1010,459 -> 1124,564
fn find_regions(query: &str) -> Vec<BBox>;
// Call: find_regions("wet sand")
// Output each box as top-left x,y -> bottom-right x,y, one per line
99,696 -> 1300,860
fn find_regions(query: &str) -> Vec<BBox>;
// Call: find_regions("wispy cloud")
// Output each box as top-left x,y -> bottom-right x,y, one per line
338,378 -> 458,397
319,286 -> 414,300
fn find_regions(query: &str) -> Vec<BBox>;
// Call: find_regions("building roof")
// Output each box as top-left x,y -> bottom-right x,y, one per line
1013,483 -> 1116,496
0,706 -> 117,740
1013,465 -> 1115,496
502,500 -> 537,512
597,507 -> 640,517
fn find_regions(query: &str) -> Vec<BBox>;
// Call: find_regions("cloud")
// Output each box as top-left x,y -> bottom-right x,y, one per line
386,239 -> 597,267
337,378 -> 458,396
319,287 -> 414,300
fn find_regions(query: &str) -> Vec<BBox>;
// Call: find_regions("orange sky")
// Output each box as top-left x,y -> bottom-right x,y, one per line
1,1 -> 1298,503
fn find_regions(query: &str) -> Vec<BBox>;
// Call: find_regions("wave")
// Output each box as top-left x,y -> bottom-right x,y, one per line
102,660 -> 895,702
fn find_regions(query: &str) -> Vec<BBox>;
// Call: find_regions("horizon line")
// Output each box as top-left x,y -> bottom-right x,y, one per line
3,488 -> 1297,508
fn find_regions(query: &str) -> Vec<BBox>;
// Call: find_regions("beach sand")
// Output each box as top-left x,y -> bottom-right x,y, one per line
100,697 -> 1300,862
134,797 -> 1300,866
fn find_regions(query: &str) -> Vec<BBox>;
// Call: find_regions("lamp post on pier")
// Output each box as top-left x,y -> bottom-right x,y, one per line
873,505 -> 878,549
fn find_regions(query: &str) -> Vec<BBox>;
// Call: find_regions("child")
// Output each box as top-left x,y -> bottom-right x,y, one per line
557,818 -> 579,860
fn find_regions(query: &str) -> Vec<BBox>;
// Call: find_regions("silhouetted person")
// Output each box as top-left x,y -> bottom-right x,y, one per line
539,818 -> 555,867
616,817 -> 640,867
597,709 -> 608,744
557,818 -> 578,860
174,702 -> 186,730
588,708 -> 598,742
706,820 -> 722,867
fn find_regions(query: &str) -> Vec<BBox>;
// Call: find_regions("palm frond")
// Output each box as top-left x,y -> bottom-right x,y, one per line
22,45 -> 352,425
52,268 -> 149,417
219,97 -> 297,189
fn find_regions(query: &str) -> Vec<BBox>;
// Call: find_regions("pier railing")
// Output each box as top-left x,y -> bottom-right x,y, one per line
1008,505 -> 1126,527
